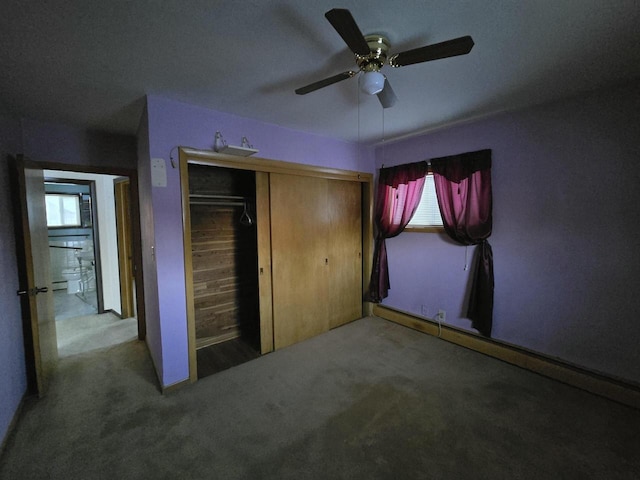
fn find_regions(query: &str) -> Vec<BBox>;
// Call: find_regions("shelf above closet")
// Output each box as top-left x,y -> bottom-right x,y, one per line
216,145 -> 258,157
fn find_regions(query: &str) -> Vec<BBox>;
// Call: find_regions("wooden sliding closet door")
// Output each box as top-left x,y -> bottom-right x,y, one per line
327,179 -> 362,328
270,173 -> 330,349
270,173 -> 364,349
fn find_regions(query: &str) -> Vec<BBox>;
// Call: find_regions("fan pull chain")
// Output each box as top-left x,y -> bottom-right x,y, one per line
357,82 -> 361,146
382,103 -> 385,142
381,102 -> 387,166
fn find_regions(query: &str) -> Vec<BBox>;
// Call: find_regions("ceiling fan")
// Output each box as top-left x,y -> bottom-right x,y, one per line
295,8 -> 474,108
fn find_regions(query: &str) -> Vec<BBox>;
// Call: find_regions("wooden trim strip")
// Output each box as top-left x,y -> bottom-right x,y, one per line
103,308 -> 123,319
403,226 -> 445,234
373,304 -> 640,409
255,172 -> 274,354
181,148 -> 373,183
179,151 -> 198,383
161,378 -> 191,395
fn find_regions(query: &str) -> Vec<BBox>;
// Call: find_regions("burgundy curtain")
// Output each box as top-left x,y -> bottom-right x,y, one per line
366,161 -> 429,303
431,149 -> 494,336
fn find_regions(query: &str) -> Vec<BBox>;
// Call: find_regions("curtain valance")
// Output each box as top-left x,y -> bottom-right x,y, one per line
430,149 -> 491,184
378,161 -> 429,188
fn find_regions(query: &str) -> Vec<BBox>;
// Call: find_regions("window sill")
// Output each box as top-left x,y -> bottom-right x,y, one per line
404,226 -> 445,233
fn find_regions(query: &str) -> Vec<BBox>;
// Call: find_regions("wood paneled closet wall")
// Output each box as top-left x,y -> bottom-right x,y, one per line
188,165 -> 260,350
180,148 -> 373,382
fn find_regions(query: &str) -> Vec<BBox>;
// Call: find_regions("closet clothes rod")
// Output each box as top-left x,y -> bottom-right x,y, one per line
189,194 -> 251,201
189,200 -> 246,207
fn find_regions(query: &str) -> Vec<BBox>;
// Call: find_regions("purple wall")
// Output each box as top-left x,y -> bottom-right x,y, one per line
21,118 -> 137,169
143,95 -> 374,387
376,80 -> 640,384
0,115 -> 26,445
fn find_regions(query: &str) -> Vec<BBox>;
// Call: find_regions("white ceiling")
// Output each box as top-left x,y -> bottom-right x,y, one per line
1,1 -> 639,144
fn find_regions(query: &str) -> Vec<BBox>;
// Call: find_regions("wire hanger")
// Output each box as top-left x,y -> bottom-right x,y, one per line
240,201 -> 253,227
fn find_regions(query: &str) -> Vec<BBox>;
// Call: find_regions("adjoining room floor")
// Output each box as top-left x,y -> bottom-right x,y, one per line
55,312 -> 138,358
53,289 -> 97,321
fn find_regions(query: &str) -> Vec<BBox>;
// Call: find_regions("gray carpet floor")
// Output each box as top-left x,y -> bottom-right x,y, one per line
1,316 -> 639,479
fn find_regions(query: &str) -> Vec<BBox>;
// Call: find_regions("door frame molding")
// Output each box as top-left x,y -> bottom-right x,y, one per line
20,160 -> 147,337
179,147 -> 374,382
114,178 -> 135,319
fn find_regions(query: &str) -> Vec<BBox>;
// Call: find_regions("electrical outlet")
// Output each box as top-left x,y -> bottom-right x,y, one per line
438,309 -> 446,322
421,305 -> 429,316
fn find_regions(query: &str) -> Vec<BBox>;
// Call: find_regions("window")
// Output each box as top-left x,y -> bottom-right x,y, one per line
406,173 -> 444,232
45,194 -> 82,227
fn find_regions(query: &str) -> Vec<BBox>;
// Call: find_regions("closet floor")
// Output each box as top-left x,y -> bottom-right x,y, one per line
196,337 -> 260,379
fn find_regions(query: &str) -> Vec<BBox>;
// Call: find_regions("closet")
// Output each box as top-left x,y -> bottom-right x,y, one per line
187,165 -> 261,376
181,149 -> 373,381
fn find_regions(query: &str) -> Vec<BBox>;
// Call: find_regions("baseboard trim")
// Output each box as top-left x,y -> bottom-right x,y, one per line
1,393 -> 27,458
103,309 -> 123,319
373,305 -> 640,410
162,378 -> 191,394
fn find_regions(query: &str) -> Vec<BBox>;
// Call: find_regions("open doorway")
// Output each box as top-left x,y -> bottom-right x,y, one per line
44,170 -> 137,358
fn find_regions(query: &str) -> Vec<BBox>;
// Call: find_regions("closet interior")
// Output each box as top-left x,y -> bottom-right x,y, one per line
187,164 -> 260,378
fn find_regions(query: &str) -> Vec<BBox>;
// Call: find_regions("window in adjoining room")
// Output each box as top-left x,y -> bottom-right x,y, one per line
45,194 -> 82,228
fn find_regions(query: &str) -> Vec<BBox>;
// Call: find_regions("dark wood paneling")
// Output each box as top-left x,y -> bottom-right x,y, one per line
188,165 -> 259,347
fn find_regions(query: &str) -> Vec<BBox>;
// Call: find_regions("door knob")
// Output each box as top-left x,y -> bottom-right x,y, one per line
16,286 -> 48,296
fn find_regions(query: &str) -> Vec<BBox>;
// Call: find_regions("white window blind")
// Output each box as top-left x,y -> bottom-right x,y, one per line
407,174 -> 443,227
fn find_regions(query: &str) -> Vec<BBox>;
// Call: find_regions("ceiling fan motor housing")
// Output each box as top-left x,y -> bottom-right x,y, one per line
295,8 -> 473,107
356,35 -> 390,72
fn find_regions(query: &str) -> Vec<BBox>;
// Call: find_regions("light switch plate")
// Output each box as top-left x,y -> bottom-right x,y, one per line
151,158 -> 167,187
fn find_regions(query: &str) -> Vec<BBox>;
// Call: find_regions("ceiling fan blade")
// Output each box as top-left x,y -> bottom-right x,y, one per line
389,36 -> 474,67
325,8 -> 370,56
295,71 -> 357,95
377,78 -> 397,109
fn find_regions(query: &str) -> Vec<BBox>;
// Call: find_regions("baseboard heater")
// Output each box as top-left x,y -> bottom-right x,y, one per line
373,304 -> 640,410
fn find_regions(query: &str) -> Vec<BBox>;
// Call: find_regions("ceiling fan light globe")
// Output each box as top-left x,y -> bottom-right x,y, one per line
359,71 -> 385,95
